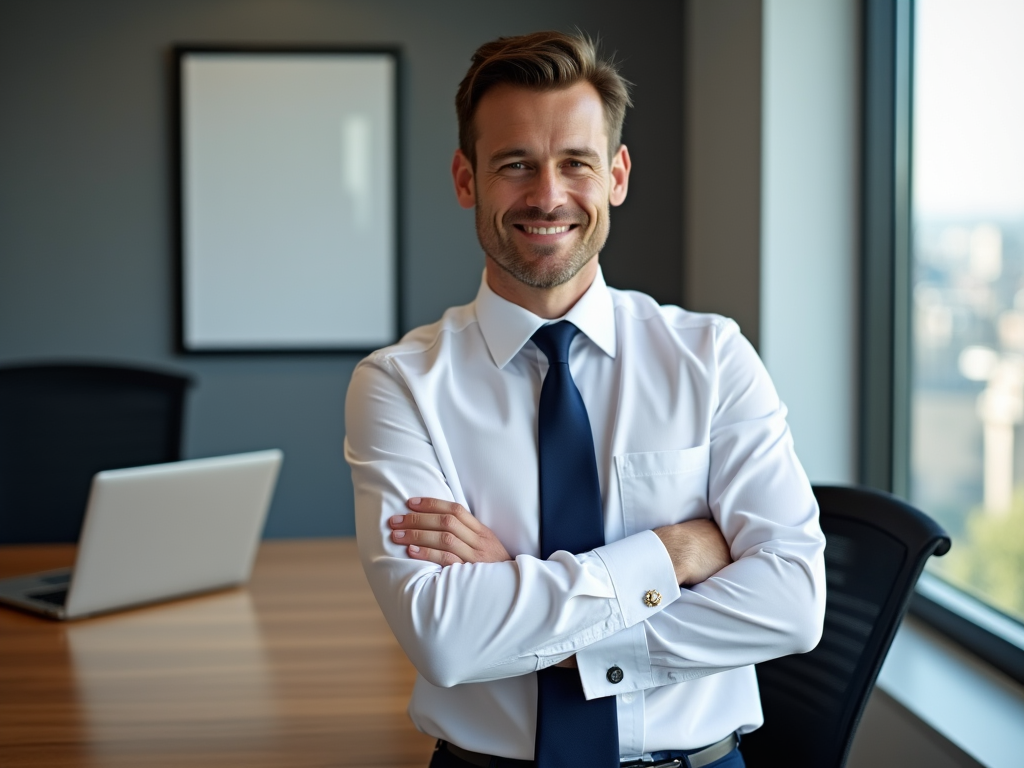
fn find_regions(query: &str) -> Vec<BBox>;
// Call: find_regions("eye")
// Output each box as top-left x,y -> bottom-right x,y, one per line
563,159 -> 591,173
498,161 -> 531,176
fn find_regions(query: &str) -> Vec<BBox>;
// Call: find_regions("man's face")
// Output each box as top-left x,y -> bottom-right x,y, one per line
452,83 -> 630,291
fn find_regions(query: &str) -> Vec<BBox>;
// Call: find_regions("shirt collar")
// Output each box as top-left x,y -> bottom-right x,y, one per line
474,266 -> 617,369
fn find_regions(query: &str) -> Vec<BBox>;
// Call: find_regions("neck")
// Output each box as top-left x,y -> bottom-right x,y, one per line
484,258 -> 599,319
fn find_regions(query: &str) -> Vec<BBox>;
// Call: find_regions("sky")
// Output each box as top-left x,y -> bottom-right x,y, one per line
914,0 -> 1024,220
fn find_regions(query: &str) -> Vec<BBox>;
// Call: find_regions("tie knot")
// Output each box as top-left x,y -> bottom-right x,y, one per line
532,321 -> 579,364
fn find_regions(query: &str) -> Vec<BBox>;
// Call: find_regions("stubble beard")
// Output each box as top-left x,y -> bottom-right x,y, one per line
477,205 -> 610,290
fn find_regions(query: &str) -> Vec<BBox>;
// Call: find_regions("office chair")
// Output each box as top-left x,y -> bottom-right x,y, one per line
0,363 -> 193,543
740,484 -> 951,768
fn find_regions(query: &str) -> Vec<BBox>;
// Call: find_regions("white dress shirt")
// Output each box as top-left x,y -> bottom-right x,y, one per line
345,268 -> 825,760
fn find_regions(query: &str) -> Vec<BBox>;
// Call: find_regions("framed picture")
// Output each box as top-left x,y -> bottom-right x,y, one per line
175,46 -> 400,353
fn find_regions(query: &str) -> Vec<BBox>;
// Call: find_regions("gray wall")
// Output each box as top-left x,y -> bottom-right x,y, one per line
683,0 -> 763,349
0,0 -> 684,537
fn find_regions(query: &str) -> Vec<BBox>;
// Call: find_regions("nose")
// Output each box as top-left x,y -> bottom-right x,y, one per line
524,164 -> 569,213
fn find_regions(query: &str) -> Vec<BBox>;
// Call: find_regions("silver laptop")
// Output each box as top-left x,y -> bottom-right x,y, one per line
0,450 -> 282,620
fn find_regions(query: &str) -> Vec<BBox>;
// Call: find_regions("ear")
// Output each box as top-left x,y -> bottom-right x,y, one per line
609,144 -> 631,207
452,149 -> 476,209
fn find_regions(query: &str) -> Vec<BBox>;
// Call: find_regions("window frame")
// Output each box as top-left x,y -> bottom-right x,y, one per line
860,0 -> 1024,685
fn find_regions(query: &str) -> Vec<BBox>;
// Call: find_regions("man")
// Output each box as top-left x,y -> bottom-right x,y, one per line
346,31 -> 825,768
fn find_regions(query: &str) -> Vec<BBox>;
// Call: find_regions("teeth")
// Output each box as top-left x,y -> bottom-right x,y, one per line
524,225 -> 570,235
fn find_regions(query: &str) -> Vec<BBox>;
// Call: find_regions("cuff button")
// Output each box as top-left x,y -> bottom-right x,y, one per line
607,666 -> 624,684
644,589 -> 662,607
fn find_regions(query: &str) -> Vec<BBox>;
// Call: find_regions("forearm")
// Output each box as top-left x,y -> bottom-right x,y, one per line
354,474 -> 682,688
574,527 -> 824,699
362,547 -> 613,686
645,546 -> 824,680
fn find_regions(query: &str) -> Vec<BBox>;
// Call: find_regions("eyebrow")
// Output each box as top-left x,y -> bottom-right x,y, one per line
488,148 -> 529,164
487,147 -> 604,165
561,148 -> 604,163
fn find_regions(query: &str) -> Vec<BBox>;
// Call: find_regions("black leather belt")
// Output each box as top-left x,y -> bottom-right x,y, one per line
439,732 -> 739,768
620,733 -> 740,768
439,741 -> 531,767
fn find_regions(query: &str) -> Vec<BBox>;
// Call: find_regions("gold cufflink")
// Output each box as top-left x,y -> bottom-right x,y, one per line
644,589 -> 662,607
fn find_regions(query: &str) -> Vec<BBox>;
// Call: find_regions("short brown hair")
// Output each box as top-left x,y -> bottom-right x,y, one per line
455,31 -> 632,166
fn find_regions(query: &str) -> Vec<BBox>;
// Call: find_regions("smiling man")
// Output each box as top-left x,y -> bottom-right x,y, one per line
455,81 -> 625,315
345,31 -> 825,768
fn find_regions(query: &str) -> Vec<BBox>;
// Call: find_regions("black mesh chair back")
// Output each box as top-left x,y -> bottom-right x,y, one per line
740,485 -> 950,768
0,363 -> 192,543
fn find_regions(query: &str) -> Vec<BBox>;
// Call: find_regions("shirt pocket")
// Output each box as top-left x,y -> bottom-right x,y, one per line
615,446 -> 711,535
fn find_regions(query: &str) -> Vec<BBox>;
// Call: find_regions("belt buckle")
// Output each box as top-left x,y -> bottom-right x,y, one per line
620,759 -> 683,768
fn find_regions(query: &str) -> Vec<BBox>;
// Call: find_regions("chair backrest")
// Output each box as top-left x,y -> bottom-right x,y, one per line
740,484 -> 951,768
0,363 -> 193,543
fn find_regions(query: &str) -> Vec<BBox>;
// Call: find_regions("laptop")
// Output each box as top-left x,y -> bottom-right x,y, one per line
0,450 -> 282,620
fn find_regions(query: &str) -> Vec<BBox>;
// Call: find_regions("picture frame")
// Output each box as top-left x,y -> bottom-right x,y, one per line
175,46 -> 400,353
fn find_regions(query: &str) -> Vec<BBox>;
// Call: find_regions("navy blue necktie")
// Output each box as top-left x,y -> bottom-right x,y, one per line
532,321 -> 619,767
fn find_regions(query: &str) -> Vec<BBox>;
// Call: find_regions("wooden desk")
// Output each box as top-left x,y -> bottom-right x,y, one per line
0,539 -> 436,767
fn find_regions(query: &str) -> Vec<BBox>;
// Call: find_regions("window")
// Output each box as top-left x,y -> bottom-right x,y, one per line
862,0 -> 1024,683
910,0 -> 1024,626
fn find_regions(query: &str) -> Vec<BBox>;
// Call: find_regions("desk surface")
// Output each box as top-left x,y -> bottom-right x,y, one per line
0,539 -> 436,767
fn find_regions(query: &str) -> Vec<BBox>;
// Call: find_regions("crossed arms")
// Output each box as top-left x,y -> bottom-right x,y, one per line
389,498 -> 734,668
390,496 -> 732,584
346,324 -> 826,697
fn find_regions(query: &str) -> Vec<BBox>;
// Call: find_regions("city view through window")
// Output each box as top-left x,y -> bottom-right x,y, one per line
910,0 -> 1024,623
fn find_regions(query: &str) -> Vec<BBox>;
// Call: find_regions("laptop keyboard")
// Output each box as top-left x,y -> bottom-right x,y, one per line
30,589 -> 68,606
39,573 -> 71,586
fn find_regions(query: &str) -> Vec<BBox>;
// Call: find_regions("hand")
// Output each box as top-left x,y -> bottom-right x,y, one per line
390,497 -> 512,567
653,518 -> 732,586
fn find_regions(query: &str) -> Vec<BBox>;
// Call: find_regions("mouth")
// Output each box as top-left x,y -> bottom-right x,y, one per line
513,223 -> 579,237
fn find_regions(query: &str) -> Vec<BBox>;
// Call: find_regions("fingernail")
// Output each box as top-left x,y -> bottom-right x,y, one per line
408,497 -> 422,506
391,515 -> 404,524
408,545 -> 420,553
393,530 -> 405,539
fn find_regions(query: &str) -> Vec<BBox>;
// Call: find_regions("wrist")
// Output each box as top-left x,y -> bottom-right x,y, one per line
653,526 -> 689,585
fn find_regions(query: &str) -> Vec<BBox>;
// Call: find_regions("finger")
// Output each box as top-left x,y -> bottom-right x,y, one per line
392,527 -> 476,562
406,497 -> 487,533
391,508 -> 482,548
390,511 -> 475,538
406,496 -> 462,514
405,544 -> 464,567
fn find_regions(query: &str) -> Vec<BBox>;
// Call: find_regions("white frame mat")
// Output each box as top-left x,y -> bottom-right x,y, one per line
177,48 -> 399,352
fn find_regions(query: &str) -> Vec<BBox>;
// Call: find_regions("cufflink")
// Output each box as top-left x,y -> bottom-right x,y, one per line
607,666 -> 624,684
644,589 -> 662,607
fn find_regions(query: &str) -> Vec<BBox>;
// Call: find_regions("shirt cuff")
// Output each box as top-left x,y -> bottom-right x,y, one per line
576,623 -> 653,700
594,529 -> 681,628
